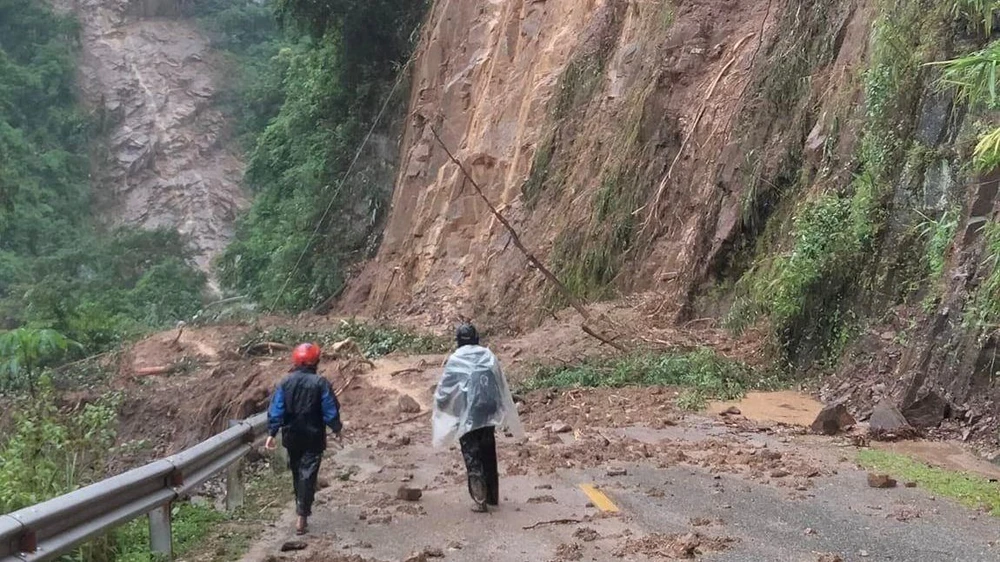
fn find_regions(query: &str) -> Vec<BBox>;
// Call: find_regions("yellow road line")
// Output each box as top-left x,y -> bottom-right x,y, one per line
578,483 -> 620,512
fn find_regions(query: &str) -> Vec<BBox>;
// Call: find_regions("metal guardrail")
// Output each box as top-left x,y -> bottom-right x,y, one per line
0,412 -> 268,562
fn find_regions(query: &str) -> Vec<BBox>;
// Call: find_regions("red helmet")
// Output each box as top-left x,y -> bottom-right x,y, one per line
291,343 -> 321,367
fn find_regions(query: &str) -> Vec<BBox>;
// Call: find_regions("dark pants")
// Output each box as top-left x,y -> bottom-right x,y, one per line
459,426 -> 498,505
287,447 -> 322,516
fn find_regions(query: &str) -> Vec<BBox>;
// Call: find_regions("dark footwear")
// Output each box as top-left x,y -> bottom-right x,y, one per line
469,476 -> 488,512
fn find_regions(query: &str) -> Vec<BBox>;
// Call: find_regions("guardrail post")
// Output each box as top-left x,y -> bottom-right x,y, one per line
225,420 -> 245,511
148,504 -> 173,560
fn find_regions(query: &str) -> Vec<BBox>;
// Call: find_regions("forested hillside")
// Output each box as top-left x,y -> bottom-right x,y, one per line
0,0 -> 204,362
214,0 -> 428,311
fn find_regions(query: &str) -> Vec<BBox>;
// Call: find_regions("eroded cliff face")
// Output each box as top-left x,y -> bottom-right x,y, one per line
58,0 -> 246,279
345,0 -> 1000,440
343,0 -> 864,327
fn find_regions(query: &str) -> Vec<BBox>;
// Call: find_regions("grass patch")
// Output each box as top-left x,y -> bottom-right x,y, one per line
112,460 -> 292,562
857,449 -> 1000,516
240,320 -> 450,358
518,349 -> 782,410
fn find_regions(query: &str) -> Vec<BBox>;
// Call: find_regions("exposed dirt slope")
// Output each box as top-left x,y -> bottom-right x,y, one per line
55,0 -> 246,278
341,0 -> 856,326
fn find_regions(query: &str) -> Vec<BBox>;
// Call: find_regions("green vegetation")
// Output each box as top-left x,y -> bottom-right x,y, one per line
917,208 -> 959,280
858,449 -> 1000,516
0,383 -> 119,512
0,327 -> 78,392
0,0 -> 208,356
725,0 -> 950,366
217,0 -> 429,312
519,349 -> 780,410
240,320 -> 450,358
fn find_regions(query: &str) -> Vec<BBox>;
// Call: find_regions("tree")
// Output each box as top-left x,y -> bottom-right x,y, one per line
0,327 -> 78,393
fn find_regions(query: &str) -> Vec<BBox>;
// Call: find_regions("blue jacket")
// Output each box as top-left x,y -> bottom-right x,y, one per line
267,367 -> 341,451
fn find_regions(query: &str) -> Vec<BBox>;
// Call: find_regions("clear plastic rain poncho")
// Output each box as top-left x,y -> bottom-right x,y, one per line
432,345 -> 524,447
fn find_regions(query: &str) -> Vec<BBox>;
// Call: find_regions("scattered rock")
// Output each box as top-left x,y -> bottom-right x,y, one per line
867,473 -> 897,489
398,395 -> 422,414
721,406 -> 742,416
868,401 -> 916,440
770,469 -> 790,478
606,467 -> 628,477
810,403 -> 857,435
535,484 -> 553,490
573,527 -> 600,542
527,495 -> 557,504
317,477 -> 330,490
551,421 -> 573,434
403,554 -> 427,562
905,481 -> 917,488
690,517 -> 712,527
552,542 -> 583,561
422,547 -> 445,558
901,391 -> 949,429
759,449 -> 783,461
817,555 -> 844,562
280,541 -> 307,552
397,486 -> 423,501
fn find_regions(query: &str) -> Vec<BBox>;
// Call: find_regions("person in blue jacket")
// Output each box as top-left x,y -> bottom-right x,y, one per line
264,342 -> 342,535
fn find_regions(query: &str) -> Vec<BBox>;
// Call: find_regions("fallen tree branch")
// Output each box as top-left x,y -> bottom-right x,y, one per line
430,127 -> 626,352
133,365 -> 176,377
335,374 -> 359,396
522,519 -> 583,530
389,367 -> 422,377
244,342 -> 291,356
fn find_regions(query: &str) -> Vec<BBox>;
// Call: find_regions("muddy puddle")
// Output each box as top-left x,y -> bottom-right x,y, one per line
872,440 -> 1000,480
707,391 -> 823,426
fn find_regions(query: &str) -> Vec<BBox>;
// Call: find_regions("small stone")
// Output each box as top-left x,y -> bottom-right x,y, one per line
535,484 -> 553,490
317,477 -> 330,489
398,395 -> 421,414
771,469 -> 790,478
551,421 -> 573,434
760,450 -> 783,461
810,403 -> 857,435
867,473 -> 897,489
804,528 -> 817,535
422,547 -> 445,558
905,481 -> 917,488
527,495 -> 557,504
397,486 -> 423,501
606,467 -> 628,477
721,406 -> 742,416
280,541 -> 307,552
860,550 -> 870,557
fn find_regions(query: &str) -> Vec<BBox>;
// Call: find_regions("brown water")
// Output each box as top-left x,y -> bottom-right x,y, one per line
707,391 -> 824,427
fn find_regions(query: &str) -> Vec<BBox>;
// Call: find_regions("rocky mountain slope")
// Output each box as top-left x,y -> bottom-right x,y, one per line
56,0 -> 246,279
342,0 -> 1000,442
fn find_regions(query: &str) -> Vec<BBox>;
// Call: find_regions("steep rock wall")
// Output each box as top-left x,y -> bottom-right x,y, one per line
345,0 -> 1000,442
343,0 -> 857,328
58,0 -> 246,279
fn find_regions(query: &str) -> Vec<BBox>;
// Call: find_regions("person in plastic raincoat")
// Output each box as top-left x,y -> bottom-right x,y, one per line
432,323 -> 524,512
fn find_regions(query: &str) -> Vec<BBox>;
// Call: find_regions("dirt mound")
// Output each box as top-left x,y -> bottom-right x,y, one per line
520,386 -> 683,430
615,532 -> 737,559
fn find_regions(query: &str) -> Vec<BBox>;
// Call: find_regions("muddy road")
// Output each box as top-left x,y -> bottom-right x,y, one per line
234,355 -> 1000,562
